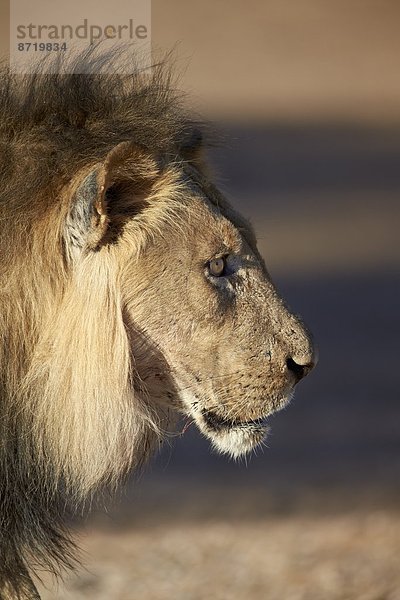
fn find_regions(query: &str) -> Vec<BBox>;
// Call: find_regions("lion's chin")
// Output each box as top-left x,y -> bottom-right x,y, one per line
190,392 -> 294,458
179,389 -> 293,458
206,422 -> 270,458
192,411 -> 272,458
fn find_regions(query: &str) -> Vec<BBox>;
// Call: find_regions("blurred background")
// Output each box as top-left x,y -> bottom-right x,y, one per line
2,1 -> 400,598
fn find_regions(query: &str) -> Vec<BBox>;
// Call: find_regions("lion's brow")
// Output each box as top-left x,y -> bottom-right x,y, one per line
181,163 -> 258,249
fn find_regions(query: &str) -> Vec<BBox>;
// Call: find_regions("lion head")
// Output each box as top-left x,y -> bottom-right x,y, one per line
119,159 -> 316,459
0,55 -> 315,596
17,138 -> 314,494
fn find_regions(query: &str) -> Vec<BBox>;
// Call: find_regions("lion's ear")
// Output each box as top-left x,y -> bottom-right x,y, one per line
65,141 -> 159,255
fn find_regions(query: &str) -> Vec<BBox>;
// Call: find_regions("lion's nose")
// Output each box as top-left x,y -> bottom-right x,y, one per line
286,356 -> 315,382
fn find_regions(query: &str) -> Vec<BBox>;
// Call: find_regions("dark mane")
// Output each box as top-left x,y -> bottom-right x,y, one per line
0,51 -> 201,223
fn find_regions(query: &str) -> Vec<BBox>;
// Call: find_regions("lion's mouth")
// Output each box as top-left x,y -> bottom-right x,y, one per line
202,410 -> 270,432
194,408 -> 272,459
179,389 -> 293,458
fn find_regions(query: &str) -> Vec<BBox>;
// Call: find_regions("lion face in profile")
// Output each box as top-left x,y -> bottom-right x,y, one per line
121,172 -> 315,460
67,143 -> 315,462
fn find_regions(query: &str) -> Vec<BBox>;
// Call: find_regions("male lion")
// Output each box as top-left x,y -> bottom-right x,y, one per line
0,55 -> 315,599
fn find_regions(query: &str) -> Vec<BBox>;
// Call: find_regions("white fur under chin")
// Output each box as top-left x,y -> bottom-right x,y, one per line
178,388 -> 290,459
208,424 -> 270,459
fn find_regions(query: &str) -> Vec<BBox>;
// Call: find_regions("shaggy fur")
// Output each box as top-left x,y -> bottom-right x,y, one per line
0,54 -> 201,598
0,53 -> 315,598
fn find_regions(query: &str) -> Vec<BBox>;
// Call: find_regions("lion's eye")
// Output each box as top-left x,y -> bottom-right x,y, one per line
209,257 -> 226,277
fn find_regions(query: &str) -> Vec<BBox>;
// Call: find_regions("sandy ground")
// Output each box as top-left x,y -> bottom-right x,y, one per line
39,510 -> 400,600
152,0 -> 400,123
